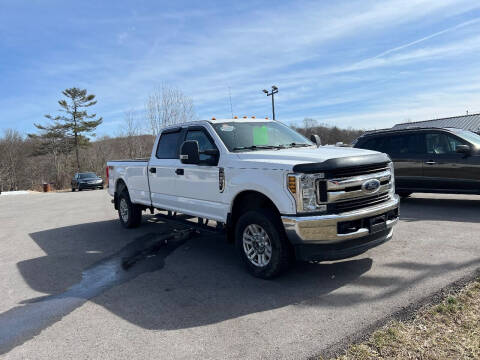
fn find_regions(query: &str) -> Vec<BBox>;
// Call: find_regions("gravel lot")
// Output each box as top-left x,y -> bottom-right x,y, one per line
0,190 -> 479,359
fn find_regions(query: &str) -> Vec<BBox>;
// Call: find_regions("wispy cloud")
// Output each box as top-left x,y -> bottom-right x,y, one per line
1,0 -> 480,133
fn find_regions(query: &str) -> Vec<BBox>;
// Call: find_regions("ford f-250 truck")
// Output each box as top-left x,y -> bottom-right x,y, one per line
107,118 -> 399,278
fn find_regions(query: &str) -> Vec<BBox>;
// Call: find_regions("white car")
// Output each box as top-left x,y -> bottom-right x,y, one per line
107,118 -> 399,278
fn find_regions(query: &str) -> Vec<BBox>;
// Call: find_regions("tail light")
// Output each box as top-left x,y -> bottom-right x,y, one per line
106,166 -> 110,188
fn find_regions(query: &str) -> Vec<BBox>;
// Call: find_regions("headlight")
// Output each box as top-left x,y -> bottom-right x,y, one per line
388,162 -> 395,195
287,173 -> 327,213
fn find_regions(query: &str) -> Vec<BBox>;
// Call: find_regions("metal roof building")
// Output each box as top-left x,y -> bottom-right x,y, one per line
392,113 -> 480,134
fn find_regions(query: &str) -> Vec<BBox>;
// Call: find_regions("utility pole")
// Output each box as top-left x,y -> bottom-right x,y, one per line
262,85 -> 278,120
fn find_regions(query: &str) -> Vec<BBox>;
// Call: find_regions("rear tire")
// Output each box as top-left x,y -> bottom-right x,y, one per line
118,191 -> 142,228
235,209 -> 292,279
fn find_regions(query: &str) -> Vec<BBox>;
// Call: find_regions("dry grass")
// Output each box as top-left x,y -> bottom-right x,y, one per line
334,278 -> 480,360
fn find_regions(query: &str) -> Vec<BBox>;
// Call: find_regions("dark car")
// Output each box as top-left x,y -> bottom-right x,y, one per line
71,172 -> 104,191
353,127 -> 480,197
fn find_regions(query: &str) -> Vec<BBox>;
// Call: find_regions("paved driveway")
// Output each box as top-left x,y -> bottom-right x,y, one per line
0,191 -> 479,359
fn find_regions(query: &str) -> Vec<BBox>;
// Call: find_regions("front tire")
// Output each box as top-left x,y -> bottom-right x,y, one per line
235,209 -> 292,279
397,190 -> 412,198
118,191 -> 142,228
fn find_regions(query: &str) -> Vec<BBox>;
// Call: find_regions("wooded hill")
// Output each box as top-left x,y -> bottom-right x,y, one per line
0,122 -> 364,192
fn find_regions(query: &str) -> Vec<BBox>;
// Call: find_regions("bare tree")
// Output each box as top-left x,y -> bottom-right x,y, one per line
294,118 -> 365,145
146,84 -> 196,136
302,118 -> 318,138
0,129 -> 25,191
121,110 -> 141,159
0,137 -> 7,192
28,122 -> 73,188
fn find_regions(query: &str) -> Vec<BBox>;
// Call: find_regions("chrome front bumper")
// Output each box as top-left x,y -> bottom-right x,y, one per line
281,195 -> 400,244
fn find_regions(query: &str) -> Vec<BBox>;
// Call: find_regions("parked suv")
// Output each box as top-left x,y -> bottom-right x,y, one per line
353,127 -> 480,197
71,172 -> 104,191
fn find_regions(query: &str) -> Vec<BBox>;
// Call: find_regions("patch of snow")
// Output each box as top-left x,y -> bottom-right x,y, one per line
0,191 -> 31,196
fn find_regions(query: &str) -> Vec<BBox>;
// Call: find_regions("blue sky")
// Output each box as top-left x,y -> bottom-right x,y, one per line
1,0 -> 480,136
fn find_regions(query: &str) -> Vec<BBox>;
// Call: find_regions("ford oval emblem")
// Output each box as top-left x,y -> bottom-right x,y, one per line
362,179 -> 381,193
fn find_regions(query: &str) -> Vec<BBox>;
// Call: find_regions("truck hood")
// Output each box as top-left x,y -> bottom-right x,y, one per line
233,146 -> 386,171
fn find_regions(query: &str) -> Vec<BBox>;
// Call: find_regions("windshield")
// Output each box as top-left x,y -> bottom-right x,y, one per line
453,129 -> 480,148
211,121 -> 313,151
79,173 -> 97,179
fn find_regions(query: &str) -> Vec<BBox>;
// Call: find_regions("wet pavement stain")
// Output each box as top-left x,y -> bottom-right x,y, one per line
0,229 -> 193,354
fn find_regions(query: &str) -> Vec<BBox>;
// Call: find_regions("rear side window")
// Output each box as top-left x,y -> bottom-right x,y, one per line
359,133 -> 425,156
382,134 -> 425,156
360,137 -> 381,151
156,130 -> 182,159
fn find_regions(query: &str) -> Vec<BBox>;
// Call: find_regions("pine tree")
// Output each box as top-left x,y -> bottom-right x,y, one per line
45,88 -> 102,171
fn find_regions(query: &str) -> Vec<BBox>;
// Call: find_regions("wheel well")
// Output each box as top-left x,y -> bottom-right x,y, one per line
113,179 -> 127,210
227,191 -> 280,240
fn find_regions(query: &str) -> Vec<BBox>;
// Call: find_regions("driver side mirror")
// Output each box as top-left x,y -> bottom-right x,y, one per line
310,134 -> 321,147
180,140 -> 200,164
456,144 -> 471,154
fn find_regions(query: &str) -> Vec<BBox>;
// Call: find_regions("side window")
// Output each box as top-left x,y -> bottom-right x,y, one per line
406,133 -> 425,154
156,131 -> 182,159
185,129 -> 218,163
383,135 -> 405,156
397,133 -> 424,155
379,133 -> 424,156
426,133 -> 465,154
361,138 -> 380,151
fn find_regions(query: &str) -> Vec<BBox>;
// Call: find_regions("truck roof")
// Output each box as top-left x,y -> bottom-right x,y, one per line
358,126 -> 464,138
160,118 -> 275,131
207,117 -> 274,124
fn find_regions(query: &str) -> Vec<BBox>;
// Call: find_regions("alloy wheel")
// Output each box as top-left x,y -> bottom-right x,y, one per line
242,224 -> 272,267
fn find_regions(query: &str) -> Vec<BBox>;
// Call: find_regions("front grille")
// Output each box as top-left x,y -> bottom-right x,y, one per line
326,162 -> 389,179
327,192 -> 390,213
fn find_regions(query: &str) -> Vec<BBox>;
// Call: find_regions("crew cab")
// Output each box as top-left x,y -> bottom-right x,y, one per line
107,118 -> 399,278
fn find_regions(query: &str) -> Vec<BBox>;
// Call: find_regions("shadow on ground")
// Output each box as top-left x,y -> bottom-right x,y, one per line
400,195 -> 480,223
1,196 -> 479,353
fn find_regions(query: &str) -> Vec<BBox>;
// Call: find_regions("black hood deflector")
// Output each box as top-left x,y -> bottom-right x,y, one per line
292,153 -> 391,174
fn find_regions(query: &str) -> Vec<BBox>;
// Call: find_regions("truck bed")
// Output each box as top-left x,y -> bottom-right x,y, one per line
107,159 -> 151,206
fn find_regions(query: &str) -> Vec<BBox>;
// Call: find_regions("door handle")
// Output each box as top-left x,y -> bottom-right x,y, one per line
175,168 -> 184,175
425,161 -> 436,165
149,167 -> 156,174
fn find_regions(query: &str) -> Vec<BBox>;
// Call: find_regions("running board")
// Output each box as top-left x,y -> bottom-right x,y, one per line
153,211 -> 226,235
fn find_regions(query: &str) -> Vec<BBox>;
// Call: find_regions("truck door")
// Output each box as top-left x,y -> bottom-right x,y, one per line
148,127 -> 184,210
423,131 -> 478,191
174,126 -> 227,222
372,133 -> 426,190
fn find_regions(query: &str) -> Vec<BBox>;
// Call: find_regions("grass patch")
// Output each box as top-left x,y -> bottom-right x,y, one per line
333,278 -> 480,360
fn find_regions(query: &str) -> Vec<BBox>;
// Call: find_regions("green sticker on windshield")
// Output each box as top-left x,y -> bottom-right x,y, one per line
253,125 -> 269,145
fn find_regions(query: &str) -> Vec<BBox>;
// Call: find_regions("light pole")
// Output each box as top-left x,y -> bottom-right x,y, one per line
262,85 -> 278,120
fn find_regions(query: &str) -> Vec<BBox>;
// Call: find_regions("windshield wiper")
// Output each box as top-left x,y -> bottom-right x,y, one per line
232,145 -> 284,151
279,142 -> 312,148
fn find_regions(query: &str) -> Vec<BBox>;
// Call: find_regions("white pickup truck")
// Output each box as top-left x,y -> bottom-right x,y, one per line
107,118 -> 399,278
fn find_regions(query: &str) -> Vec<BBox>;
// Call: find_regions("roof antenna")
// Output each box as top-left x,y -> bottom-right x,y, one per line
228,87 -> 234,118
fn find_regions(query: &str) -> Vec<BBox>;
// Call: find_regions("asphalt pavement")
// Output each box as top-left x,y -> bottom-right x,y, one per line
0,190 -> 479,359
